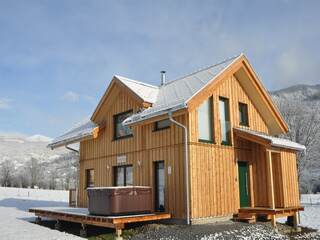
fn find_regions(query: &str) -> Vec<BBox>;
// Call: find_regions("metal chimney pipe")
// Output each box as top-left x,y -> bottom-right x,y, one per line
160,71 -> 166,86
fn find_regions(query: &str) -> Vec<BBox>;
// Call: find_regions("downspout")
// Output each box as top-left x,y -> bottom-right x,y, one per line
168,111 -> 190,225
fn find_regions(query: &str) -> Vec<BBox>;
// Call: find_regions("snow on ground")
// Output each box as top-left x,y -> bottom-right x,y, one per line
0,187 -> 82,240
277,194 -> 320,231
299,194 -> 320,231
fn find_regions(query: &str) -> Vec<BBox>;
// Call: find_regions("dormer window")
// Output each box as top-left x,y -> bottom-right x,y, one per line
114,110 -> 133,140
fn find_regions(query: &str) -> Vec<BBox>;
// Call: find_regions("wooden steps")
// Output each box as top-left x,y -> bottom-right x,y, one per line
233,213 -> 256,223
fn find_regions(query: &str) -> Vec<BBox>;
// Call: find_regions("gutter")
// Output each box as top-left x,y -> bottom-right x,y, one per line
168,111 -> 190,225
66,145 -> 79,154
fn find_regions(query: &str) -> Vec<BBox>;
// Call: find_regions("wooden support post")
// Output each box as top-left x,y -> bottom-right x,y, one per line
54,220 -> 61,230
115,227 -> 123,240
266,150 -> 275,210
80,223 -> 87,238
293,212 -> 299,229
248,162 -> 255,207
35,217 -> 41,224
271,215 -> 277,228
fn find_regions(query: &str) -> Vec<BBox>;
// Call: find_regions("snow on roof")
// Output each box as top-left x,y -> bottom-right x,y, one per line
48,119 -> 97,149
115,75 -> 159,103
123,54 -> 242,125
234,127 -> 306,151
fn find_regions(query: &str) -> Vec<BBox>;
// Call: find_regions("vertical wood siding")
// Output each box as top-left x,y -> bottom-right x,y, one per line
78,83 -> 186,219
78,73 -> 300,221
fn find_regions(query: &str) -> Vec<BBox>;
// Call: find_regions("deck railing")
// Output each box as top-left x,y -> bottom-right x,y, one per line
69,189 -> 77,207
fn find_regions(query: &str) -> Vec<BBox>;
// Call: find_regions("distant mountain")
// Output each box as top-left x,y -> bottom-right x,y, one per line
0,133 -> 78,189
26,134 -> 53,142
271,84 -> 320,101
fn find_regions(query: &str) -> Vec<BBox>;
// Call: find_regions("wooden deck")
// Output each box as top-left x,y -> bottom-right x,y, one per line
234,206 -> 304,227
29,207 -> 171,239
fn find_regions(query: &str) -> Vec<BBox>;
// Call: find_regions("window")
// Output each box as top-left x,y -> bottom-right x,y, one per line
219,97 -> 231,145
114,165 -> 133,186
239,102 -> 249,126
86,169 -> 94,188
114,110 -> 133,140
154,119 -> 171,131
198,96 -> 213,143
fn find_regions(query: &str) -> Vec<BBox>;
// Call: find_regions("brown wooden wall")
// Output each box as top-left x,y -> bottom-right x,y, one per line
280,150 -> 300,207
78,83 -> 186,219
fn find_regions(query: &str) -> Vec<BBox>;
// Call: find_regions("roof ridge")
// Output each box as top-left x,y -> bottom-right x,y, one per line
115,75 -> 159,89
163,53 -> 242,86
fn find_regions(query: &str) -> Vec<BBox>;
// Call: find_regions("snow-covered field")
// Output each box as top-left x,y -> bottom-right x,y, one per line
299,194 -> 320,231
0,187 -> 82,240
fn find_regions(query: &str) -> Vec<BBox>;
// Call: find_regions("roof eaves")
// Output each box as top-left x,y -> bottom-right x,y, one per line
47,132 -> 93,149
123,102 -> 187,126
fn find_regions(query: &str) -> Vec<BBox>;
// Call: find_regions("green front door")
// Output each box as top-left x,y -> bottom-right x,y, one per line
238,162 -> 249,208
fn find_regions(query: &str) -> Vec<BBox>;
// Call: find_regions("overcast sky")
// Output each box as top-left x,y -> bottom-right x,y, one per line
0,0 -> 319,137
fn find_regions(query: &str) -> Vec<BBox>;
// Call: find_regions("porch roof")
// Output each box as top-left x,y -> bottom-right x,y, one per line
234,128 -> 306,152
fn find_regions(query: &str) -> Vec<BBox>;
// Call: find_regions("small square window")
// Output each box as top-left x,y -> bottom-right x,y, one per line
239,102 -> 249,126
154,119 -> 171,131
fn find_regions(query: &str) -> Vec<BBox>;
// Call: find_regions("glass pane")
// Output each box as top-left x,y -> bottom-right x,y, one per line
156,162 -> 165,211
156,119 -> 170,130
220,98 -> 231,144
125,166 -> 133,186
115,111 -> 133,138
87,169 -> 94,187
116,167 -> 125,186
239,103 -> 248,126
198,98 -> 212,141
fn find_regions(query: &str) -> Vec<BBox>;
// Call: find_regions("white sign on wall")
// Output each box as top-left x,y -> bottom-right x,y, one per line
117,155 -> 127,164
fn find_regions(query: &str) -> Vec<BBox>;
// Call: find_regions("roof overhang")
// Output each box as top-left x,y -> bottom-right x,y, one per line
123,102 -> 187,126
48,122 -> 100,150
234,127 -> 306,152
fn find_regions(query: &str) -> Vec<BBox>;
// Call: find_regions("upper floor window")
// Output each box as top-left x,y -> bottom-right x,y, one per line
86,169 -> 94,188
114,110 -> 133,140
198,96 -> 213,143
219,97 -> 231,145
239,102 -> 249,126
114,165 -> 133,186
154,119 -> 171,131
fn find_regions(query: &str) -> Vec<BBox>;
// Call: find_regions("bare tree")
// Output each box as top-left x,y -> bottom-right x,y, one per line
25,157 -> 42,188
0,160 -> 15,187
274,98 -> 320,191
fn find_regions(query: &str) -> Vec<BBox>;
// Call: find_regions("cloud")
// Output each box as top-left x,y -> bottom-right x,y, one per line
0,98 -> 12,109
61,91 -> 95,104
61,91 -> 80,102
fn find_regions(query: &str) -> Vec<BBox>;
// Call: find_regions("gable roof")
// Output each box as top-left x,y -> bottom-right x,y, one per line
115,75 -> 159,103
234,128 -> 306,151
122,53 -> 288,135
123,54 -> 241,125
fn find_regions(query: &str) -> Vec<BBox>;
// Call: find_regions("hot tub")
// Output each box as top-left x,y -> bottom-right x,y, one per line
87,186 -> 152,215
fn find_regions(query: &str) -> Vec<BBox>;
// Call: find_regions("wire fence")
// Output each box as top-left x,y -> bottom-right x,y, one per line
301,194 -> 320,206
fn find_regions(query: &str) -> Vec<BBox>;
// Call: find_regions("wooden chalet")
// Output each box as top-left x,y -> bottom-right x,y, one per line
39,53 -> 305,233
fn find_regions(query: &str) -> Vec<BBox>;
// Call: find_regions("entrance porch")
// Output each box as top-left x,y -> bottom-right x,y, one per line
233,128 -> 305,228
